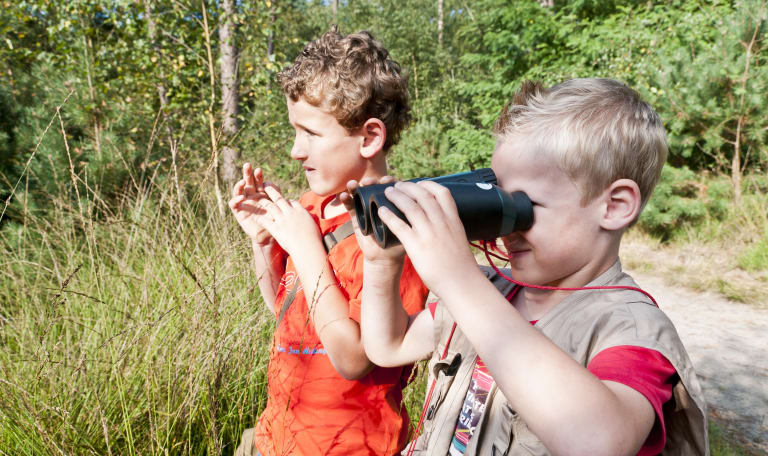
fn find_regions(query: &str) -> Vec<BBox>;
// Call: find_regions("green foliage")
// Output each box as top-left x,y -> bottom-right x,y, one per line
441,120 -> 497,172
738,234 -> 768,271
388,117 -> 447,180
639,165 -> 732,239
645,0 -> 768,175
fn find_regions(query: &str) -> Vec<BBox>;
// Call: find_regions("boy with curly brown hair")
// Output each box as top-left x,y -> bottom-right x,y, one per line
230,28 -> 428,456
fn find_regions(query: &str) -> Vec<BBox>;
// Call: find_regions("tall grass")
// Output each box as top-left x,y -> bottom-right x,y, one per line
0,170 -> 276,454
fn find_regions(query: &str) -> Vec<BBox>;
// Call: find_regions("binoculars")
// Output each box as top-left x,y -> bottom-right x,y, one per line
351,168 -> 534,248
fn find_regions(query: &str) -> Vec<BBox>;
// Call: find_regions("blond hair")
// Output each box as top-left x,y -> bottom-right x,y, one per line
494,78 -> 667,210
278,27 -> 410,152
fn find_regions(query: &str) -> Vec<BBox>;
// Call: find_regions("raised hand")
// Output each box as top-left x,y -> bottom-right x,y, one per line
340,176 -> 406,265
375,180 -> 478,295
229,163 -> 275,245
252,185 -> 323,257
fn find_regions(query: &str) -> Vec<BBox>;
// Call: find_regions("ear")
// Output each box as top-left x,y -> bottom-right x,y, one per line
599,178 -> 642,231
359,118 -> 387,159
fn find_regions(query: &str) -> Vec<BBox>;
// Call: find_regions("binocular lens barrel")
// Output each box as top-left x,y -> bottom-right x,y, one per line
369,182 -> 533,248
350,168 -> 534,248
351,168 -> 497,236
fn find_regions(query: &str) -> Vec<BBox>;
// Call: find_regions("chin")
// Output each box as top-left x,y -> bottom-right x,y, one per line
307,182 -> 342,197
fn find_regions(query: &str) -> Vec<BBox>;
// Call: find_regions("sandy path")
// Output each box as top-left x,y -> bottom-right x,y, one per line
628,270 -> 768,453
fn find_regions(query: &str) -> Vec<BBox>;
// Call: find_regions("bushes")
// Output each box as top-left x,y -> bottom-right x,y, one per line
639,165 -> 732,240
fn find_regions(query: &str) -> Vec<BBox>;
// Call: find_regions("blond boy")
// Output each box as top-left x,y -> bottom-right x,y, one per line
348,79 -> 708,455
230,29 -> 427,456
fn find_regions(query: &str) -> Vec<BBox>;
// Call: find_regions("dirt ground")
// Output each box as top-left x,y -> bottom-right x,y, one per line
626,269 -> 768,453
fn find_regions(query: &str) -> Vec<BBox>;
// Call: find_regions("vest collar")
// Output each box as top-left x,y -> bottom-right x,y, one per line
533,260 -> 625,329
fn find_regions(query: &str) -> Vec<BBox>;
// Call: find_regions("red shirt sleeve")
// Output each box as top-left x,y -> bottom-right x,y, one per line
587,346 -> 677,456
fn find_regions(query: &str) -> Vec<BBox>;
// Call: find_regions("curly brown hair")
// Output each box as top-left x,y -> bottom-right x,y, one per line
278,27 -> 410,152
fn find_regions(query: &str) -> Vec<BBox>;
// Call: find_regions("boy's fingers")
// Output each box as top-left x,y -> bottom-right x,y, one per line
394,182 -> 443,221
254,167 -> 264,188
379,175 -> 396,184
263,185 -> 291,211
263,180 -> 280,194
377,206 -> 414,243
358,176 -> 380,187
228,194 -> 246,210
384,185 -> 430,229
232,179 -> 247,197
339,191 -> 354,212
419,181 -> 463,228
253,200 -> 277,224
345,179 -> 360,193
242,163 -> 254,185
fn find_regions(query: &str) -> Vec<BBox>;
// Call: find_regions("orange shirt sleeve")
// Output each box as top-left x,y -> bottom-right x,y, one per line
347,253 -> 428,322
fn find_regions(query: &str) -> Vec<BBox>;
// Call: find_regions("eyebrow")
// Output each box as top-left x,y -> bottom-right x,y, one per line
293,121 -> 319,135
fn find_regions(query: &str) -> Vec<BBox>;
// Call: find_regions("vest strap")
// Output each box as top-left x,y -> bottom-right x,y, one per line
322,221 -> 354,253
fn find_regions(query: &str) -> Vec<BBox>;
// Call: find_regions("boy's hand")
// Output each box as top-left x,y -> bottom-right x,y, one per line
253,185 -> 324,257
376,180 -> 478,295
229,163 -> 276,245
340,177 -> 406,266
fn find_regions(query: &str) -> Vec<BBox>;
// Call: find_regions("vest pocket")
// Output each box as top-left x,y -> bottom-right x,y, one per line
421,351 -> 464,447
489,400 -> 515,455
511,413 -> 549,455
427,352 -> 463,420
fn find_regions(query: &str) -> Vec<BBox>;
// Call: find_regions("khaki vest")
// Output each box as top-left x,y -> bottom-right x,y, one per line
406,261 -> 708,456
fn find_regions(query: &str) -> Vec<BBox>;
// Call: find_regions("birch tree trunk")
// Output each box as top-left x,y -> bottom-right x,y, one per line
219,0 -> 240,189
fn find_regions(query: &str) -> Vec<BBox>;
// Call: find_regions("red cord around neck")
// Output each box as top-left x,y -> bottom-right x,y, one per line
475,240 -> 658,306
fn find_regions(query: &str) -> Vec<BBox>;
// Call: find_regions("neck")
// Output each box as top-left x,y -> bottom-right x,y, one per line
323,160 -> 388,219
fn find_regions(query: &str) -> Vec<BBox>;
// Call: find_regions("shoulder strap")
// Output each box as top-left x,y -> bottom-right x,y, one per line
322,220 -> 354,253
479,265 -> 518,296
275,220 -> 355,328
275,279 -> 299,328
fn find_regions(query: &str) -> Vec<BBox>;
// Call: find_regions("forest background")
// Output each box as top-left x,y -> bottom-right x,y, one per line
1,0 -> 766,454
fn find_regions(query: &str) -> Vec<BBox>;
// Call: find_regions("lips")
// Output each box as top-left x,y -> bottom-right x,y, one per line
502,241 -> 530,256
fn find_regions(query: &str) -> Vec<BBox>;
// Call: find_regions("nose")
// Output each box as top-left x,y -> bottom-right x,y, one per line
290,136 -> 306,161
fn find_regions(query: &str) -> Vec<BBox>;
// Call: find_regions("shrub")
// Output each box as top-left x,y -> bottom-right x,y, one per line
639,165 -> 709,239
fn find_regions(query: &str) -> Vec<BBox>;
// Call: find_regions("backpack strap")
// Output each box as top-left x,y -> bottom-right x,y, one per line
322,220 -> 354,253
275,220 -> 355,328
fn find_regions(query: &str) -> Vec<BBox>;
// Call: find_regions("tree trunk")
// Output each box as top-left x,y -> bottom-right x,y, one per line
219,0 -> 240,189
332,0 -> 338,24
733,117 -> 743,203
438,0 -> 443,47
267,10 -> 276,60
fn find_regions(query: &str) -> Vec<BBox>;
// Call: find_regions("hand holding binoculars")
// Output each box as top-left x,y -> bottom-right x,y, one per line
350,168 -> 534,248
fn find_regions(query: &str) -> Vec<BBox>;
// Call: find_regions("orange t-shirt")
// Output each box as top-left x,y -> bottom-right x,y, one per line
253,192 -> 429,456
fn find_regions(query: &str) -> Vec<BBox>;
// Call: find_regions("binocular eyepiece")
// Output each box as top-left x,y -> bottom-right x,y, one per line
351,168 -> 534,248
